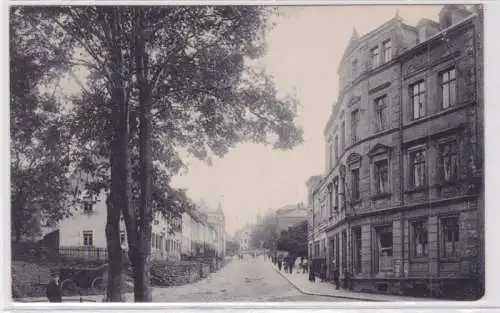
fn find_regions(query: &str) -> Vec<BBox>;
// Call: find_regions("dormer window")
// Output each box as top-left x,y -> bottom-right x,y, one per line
383,40 -> 392,63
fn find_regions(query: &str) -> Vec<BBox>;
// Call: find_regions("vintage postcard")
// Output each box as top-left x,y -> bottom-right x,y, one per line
8,2 -> 485,307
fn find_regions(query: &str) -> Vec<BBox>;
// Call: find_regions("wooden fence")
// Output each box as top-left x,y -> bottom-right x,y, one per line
58,246 -> 108,261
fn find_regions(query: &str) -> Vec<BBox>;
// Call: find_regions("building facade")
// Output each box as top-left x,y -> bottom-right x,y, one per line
307,5 -> 483,299
58,187 -> 183,261
275,203 -> 308,233
58,177 -> 219,262
199,201 -> 227,258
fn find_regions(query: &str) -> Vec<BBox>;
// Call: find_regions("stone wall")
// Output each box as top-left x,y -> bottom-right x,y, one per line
151,259 -> 218,287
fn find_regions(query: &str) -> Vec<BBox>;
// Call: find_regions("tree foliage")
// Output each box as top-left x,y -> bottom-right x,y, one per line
11,5 -> 304,302
249,213 -> 279,252
276,220 -> 308,257
10,7 -> 74,242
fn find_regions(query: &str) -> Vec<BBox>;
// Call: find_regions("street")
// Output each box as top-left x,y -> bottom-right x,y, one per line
137,257 -> 352,302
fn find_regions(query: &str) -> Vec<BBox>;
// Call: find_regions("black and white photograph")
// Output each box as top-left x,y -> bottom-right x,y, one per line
9,3 -> 485,304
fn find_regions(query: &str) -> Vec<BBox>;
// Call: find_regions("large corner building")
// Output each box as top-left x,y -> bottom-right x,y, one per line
306,5 -> 483,299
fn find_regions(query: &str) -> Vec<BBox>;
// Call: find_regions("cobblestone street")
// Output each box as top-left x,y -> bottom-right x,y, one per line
141,257 -> 352,302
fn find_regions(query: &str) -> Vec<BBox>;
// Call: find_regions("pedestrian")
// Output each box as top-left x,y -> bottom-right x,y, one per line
308,261 -> 315,282
295,257 -> 301,274
302,258 -> 308,274
320,262 -> 326,282
332,261 -> 340,289
46,271 -> 62,303
278,259 -> 282,271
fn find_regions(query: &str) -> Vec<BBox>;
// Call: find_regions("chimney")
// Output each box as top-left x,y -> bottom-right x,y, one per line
416,18 -> 441,43
439,5 -> 472,29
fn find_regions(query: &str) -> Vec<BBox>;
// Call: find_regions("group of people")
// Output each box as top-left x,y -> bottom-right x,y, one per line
271,255 -> 309,274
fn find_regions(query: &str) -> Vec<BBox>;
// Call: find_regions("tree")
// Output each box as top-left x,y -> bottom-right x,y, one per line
10,7 -> 74,244
250,213 -> 279,253
225,240 -> 240,256
20,6 -> 303,302
276,220 -> 308,257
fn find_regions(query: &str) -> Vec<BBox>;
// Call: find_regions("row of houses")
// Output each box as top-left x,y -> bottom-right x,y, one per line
44,186 -> 226,262
306,5 -> 483,299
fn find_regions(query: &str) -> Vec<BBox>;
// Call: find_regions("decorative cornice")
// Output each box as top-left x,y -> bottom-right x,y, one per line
368,81 -> 391,95
367,143 -> 392,158
346,152 -> 362,165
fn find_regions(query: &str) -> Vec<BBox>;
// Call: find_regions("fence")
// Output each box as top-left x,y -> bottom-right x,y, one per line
58,246 -> 108,261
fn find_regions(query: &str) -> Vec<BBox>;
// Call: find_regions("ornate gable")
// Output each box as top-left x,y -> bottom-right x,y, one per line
346,152 -> 362,165
367,143 -> 392,158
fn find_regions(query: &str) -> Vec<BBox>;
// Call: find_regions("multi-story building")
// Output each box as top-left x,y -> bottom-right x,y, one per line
275,203 -> 308,233
58,182 -> 183,261
234,226 -> 251,252
180,210 -> 209,256
199,201 -> 227,258
307,5 -> 483,299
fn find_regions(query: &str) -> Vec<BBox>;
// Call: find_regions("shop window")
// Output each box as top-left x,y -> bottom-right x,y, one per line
440,217 -> 460,258
411,220 -> 429,258
373,226 -> 393,272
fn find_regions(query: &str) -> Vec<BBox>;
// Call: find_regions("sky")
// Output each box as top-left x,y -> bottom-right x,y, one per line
170,5 -> 444,235
52,5 -> 445,236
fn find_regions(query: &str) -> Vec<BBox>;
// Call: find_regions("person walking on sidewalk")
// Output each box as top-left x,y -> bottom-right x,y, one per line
46,272 -> 62,302
302,258 -> 308,274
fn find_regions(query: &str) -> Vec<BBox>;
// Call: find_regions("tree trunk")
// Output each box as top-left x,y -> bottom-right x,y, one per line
106,8 -> 130,302
133,11 -> 153,301
12,192 -> 25,245
105,193 -> 123,301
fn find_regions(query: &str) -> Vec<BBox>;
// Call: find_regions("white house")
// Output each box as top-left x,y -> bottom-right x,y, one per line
58,175 -> 181,261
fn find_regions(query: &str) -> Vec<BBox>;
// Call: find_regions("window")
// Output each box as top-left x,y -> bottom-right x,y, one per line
374,226 -> 393,273
383,40 -> 392,63
411,220 -> 429,258
328,184 -> 334,216
410,81 -> 426,120
352,227 -> 362,274
341,121 -> 346,148
352,59 -> 358,79
374,160 -> 389,194
327,141 -> 333,169
120,231 -> 126,245
409,150 -> 426,188
334,181 -> 339,211
83,230 -> 93,247
341,231 -> 347,270
440,141 -> 459,182
322,239 -> 327,256
83,202 -> 93,213
334,136 -> 339,160
441,68 -> 457,109
375,96 -> 388,131
340,177 -> 346,211
351,168 -> 360,201
371,46 -> 380,68
159,235 -> 164,251
351,109 -> 359,143
152,233 -> 156,248
441,217 -> 459,258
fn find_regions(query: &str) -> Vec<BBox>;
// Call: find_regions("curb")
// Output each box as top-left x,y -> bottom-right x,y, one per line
270,264 -> 385,302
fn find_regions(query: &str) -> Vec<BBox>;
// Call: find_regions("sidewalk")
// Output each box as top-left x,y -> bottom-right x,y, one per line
271,263 -> 438,302
15,295 -> 102,302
